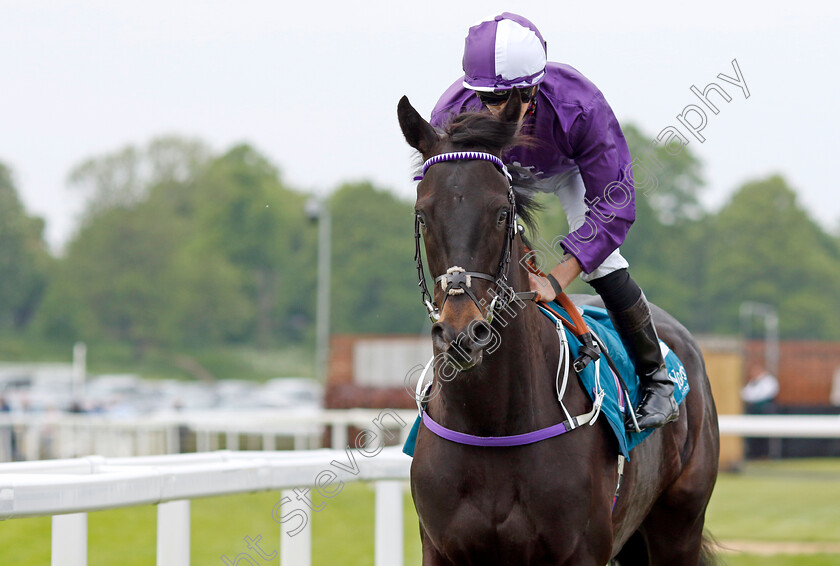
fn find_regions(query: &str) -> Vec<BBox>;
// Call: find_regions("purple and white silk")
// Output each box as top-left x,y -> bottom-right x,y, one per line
431,62 -> 636,275
462,13 -> 547,91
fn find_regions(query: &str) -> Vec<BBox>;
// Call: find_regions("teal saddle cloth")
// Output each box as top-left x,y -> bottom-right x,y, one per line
403,303 -> 690,460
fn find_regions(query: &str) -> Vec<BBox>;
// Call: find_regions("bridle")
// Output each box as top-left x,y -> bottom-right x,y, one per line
413,151 -> 534,323
409,155 -> 624,479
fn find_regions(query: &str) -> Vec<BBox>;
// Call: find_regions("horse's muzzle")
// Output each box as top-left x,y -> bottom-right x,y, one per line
431,317 -> 494,370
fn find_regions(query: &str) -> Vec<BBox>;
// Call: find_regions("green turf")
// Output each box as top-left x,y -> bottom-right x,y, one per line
1,459 -> 838,564
0,487 -> 420,565
0,516 -> 50,565
706,459 -> 840,543
724,555 -> 840,566
0,336 -> 316,382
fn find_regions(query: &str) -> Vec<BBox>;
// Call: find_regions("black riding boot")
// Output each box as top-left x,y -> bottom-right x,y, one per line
588,269 -> 678,431
609,294 -> 679,431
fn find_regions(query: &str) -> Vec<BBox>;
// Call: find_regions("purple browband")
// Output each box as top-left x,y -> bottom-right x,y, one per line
422,411 -> 570,447
414,151 -> 512,182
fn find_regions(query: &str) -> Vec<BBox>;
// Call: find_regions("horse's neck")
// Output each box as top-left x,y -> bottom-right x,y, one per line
433,290 -> 560,436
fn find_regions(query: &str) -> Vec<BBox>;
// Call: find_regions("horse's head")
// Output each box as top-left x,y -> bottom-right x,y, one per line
398,95 -> 532,370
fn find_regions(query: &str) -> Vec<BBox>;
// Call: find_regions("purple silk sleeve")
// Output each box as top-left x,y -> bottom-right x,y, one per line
429,63 -> 637,273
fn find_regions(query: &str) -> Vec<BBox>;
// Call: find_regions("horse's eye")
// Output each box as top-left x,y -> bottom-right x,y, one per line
415,212 -> 426,228
497,210 -> 508,226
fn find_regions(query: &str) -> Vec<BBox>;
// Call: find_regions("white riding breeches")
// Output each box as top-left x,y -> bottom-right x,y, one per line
536,168 -> 629,283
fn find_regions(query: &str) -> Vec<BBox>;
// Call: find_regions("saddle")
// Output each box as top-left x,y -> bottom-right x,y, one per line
538,297 -> 690,459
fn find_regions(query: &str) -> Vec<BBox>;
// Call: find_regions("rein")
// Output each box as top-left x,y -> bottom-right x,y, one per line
413,151 -> 532,323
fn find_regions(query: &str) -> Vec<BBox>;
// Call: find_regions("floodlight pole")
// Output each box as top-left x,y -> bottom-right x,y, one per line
72,342 -> 87,400
307,197 -> 332,382
739,301 -> 779,376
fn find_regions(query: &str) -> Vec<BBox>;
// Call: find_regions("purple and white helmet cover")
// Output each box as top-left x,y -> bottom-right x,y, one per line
462,12 -> 547,91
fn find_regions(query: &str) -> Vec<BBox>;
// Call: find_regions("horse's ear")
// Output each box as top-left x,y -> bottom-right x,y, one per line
398,96 -> 439,156
499,91 -> 522,125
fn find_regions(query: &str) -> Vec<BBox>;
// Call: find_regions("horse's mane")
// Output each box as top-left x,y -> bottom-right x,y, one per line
433,112 -> 543,235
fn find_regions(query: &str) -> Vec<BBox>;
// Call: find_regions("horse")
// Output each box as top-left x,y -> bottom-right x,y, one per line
397,93 -> 720,565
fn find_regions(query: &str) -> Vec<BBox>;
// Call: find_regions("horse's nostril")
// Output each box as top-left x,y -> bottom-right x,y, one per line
431,322 -> 452,351
471,320 -> 492,346
432,319 -> 491,367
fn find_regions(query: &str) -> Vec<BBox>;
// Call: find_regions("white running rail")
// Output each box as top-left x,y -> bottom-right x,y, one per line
0,408 -> 418,460
2,414 -> 840,565
3,410 -> 838,462
0,447 -> 412,566
717,414 -> 840,437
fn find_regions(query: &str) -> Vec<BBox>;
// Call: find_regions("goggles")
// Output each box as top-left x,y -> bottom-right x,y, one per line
477,87 -> 536,107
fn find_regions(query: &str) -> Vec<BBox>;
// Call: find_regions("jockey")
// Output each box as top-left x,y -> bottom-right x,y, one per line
430,12 -> 678,431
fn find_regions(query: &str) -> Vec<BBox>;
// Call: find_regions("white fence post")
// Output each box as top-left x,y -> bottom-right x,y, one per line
157,500 -> 190,566
138,428 -> 151,456
25,424 -> 40,460
226,430 -> 239,451
375,480 -> 403,566
166,425 -> 180,455
52,513 -> 87,566
0,425 -> 12,461
196,429 -> 209,452
331,424 -> 348,450
280,488 -> 311,566
262,431 -> 277,451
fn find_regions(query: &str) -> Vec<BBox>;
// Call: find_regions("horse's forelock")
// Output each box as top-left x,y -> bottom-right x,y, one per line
420,112 -> 543,236
443,112 -> 519,153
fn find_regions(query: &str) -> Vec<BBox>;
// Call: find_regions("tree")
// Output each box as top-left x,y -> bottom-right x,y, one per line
619,124 -> 710,327
522,122 -> 709,327
68,136 -> 211,222
329,182 -> 422,335
0,162 -> 51,330
36,139 -> 254,354
188,144 -> 316,347
705,175 -> 840,339
48,202 -> 185,356
621,124 -> 705,226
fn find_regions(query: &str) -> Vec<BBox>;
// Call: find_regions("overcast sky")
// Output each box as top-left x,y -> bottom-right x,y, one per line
2,0 -> 838,251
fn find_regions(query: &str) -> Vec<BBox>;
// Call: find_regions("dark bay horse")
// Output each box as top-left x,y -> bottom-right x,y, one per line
397,94 -> 720,565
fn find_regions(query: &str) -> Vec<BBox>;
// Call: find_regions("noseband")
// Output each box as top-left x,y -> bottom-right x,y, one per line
413,151 -> 533,323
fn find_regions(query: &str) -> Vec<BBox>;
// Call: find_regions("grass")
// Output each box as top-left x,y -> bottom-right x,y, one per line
0,486 -> 421,565
707,459 -> 840,543
724,556 -> 840,566
1,459 -> 838,564
706,458 -> 840,566
0,334 -> 316,382
85,343 -> 317,382
0,332 -> 75,363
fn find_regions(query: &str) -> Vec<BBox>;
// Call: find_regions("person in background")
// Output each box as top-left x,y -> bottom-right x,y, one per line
741,365 -> 779,411
741,364 -> 779,458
